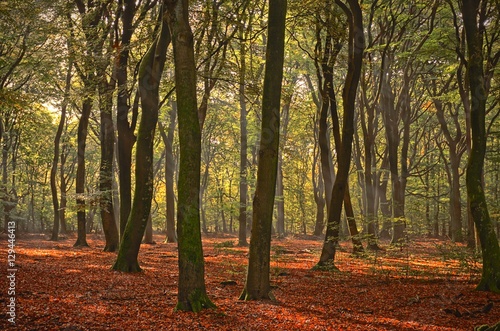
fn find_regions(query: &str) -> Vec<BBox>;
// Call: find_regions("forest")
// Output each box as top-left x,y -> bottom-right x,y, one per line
1,0 -> 500,329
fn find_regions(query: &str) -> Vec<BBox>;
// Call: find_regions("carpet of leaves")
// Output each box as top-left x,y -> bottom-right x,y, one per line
1,233 -> 499,330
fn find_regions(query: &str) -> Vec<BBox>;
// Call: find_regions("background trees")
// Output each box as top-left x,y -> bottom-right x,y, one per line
1,0 -> 499,300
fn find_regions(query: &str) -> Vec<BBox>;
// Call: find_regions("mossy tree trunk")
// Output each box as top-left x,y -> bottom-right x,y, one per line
166,0 -> 215,312
239,0 -> 287,301
461,0 -> 500,292
113,6 -> 170,272
317,0 -> 364,268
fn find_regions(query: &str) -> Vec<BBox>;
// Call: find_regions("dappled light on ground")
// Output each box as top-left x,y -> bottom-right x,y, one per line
1,233 -> 498,330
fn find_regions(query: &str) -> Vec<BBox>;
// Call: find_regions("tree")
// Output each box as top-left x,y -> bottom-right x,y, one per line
317,0 -> 363,268
51,55 -> 72,241
115,0 -> 156,237
239,0 -> 287,301
113,4 -> 170,272
166,0 -> 215,312
461,0 -> 500,292
72,0 -> 115,247
96,5 -> 120,252
158,103 -> 177,243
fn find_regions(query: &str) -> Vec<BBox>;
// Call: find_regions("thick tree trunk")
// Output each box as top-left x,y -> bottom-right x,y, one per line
166,0 -> 215,312
113,8 -> 170,272
462,0 -> 500,292
240,0 -> 287,301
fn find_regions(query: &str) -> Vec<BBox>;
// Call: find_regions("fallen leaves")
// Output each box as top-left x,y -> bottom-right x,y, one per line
1,234 -> 499,330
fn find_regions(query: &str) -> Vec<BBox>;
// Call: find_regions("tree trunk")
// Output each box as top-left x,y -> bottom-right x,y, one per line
50,59 -> 72,241
166,0 -> 215,312
462,0 -> 500,292
159,105 -> 177,243
59,147 -> 68,234
143,214 -> 154,244
240,0 -> 287,301
74,96 -> 91,247
317,0 -> 364,267
113,7 -> 170,272
305,75 -> 325,237
98,71 -> 119,252
276,100 -> 291,237
238,24 -> 249,246
116,0 -> 138,237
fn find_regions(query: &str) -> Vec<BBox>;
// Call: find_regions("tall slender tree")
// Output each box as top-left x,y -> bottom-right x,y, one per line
240,0 -> 287,301
50,57 -> 72,241
166,0 -> 215,311
317,0 -> 364,268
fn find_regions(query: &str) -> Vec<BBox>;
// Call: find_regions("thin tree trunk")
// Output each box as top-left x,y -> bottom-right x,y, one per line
317,0 -> 364,267
74,96 -> 91,247
51,59 -> 72,241
98,70 -> 119,252
116,0 -> 138,237
238,24 -> 249,246
159,104 -> 177,243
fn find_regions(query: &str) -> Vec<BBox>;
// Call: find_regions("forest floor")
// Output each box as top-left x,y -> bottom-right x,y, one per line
1,233 -> 499,330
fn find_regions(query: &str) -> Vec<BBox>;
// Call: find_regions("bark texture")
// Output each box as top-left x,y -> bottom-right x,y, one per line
240,0 -> 287,301
166,0 -> 215,311
462,0 -> 500,292
113,7 -> 170,272
317,0 -> 364,268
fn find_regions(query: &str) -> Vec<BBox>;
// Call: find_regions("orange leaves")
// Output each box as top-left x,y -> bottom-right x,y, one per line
1,234 -> 498,330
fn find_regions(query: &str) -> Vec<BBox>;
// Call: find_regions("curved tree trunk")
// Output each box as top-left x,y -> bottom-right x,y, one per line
113,7 -> 170,272
317,0 -> 364,268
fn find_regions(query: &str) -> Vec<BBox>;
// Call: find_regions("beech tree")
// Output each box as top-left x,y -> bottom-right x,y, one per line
113,4 -> 170,272
240,0 -> 287,301
158,103 -> 177,243
461,0 -> 500,292
51,56 -> 72,241
166,0 -> 215,311
72,0 -> 109,248
317,0 -> 363,268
